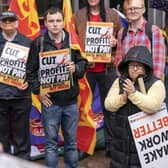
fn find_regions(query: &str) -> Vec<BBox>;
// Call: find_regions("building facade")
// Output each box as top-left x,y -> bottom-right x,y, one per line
0,0 -> 165,28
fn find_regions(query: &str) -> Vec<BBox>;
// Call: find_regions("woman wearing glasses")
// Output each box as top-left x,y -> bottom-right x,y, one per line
115,0 -> 165,80
105,46 -> 166,168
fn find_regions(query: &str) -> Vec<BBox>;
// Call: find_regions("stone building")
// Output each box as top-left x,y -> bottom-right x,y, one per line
0,0 -> 166,29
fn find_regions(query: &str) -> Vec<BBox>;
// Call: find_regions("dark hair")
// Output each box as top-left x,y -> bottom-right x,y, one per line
86,0 -> 106,22
44,7 -> 64,21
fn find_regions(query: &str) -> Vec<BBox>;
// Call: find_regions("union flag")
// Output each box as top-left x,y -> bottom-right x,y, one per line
9,0 -> 40,40
63,0 -> 96,155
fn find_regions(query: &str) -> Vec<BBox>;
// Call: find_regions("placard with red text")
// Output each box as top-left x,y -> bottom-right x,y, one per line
0,42 -> 29,87
128,103 -> 168,168
85,21 -> 113,63
39,48 -> 71,94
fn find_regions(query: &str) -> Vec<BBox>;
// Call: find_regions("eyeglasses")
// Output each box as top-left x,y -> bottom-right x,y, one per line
128,63 -> 144,70
1,18 -> 16,23
127,7 -> 143,13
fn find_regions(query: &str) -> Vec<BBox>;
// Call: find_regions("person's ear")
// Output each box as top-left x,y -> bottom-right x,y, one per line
44,20 -> 47,27
142,6 -> 146,15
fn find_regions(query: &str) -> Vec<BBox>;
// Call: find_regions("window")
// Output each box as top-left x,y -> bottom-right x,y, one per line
36,0 -> 62,17
0,0 -> 10,11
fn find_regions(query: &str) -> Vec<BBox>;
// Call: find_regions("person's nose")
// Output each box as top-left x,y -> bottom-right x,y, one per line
134,66 -> 138,70
53,21 -> 57,26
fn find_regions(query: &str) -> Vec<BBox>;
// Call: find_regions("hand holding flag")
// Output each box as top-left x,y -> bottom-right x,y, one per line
63,0 -> 96,155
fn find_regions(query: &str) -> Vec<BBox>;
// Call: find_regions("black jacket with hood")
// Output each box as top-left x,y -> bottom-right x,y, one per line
110,46 -> 159,168
26,30 -> 88,105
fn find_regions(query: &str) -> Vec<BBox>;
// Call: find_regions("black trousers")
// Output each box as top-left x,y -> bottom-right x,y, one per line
86,67 -> 117,149
0,98 -> 32,160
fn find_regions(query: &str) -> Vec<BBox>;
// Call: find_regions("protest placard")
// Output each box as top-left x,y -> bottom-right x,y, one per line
85,21 -> 113,63
39,48 -> 71,93
128,103 -> 168,168
0,42 -> 29,87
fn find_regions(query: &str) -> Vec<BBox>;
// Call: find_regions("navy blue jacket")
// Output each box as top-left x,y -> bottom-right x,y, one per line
0,32 -> 31,99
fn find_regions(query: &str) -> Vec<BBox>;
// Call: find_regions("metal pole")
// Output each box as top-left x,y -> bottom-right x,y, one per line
104,0 -> 110,8
72,0 -> 79,12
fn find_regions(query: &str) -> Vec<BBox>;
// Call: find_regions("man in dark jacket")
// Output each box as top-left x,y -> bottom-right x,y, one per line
0,11 -> 32,160
26,7 -> 88,168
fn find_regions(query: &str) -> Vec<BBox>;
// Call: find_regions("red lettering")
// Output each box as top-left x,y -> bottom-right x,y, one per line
146,123 -> 153,134
133,128 -> 140,139
157,118 -> 163,129
132,116 -> 168,138
163,116 -> 168,126
139,126 -> 146,136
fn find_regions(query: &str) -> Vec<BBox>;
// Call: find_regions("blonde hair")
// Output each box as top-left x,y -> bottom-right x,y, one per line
123,0 -> 145,15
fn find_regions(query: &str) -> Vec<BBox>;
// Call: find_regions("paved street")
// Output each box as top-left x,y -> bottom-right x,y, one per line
35,149 -> 110,168
78,149 -> 110,168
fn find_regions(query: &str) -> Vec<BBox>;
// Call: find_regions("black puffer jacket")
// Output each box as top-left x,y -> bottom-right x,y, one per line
110,46 -> 159,168
26,30 -> 88,105
0,32 -> 31,99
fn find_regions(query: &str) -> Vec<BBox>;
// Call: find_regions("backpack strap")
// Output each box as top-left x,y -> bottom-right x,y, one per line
161,29 -> 168,63
121,25 -> 128,45
121,22 -> 153,48
145,22 -> 153,46
40,35 -> 44,53
38,35 -> 44,82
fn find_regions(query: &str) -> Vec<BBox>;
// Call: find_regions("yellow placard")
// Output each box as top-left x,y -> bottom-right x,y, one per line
39,48 -> 71,93
0,42 -> 29,87
85,21 -> 113,63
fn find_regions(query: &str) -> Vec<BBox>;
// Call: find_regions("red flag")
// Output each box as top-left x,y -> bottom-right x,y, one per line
9,0 -> 40,40
9,0 -> 41,111
63,0 -> 96,155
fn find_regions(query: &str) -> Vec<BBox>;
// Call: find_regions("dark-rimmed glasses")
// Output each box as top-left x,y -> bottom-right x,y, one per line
128,63 -> 144,70
127,7 -> 144,13
1,18 -> 16,23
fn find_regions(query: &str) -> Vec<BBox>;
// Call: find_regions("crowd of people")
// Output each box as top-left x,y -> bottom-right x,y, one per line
0,0 -> 167,168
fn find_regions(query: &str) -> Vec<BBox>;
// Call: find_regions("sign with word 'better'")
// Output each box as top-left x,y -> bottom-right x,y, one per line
128,103 -> 168,168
